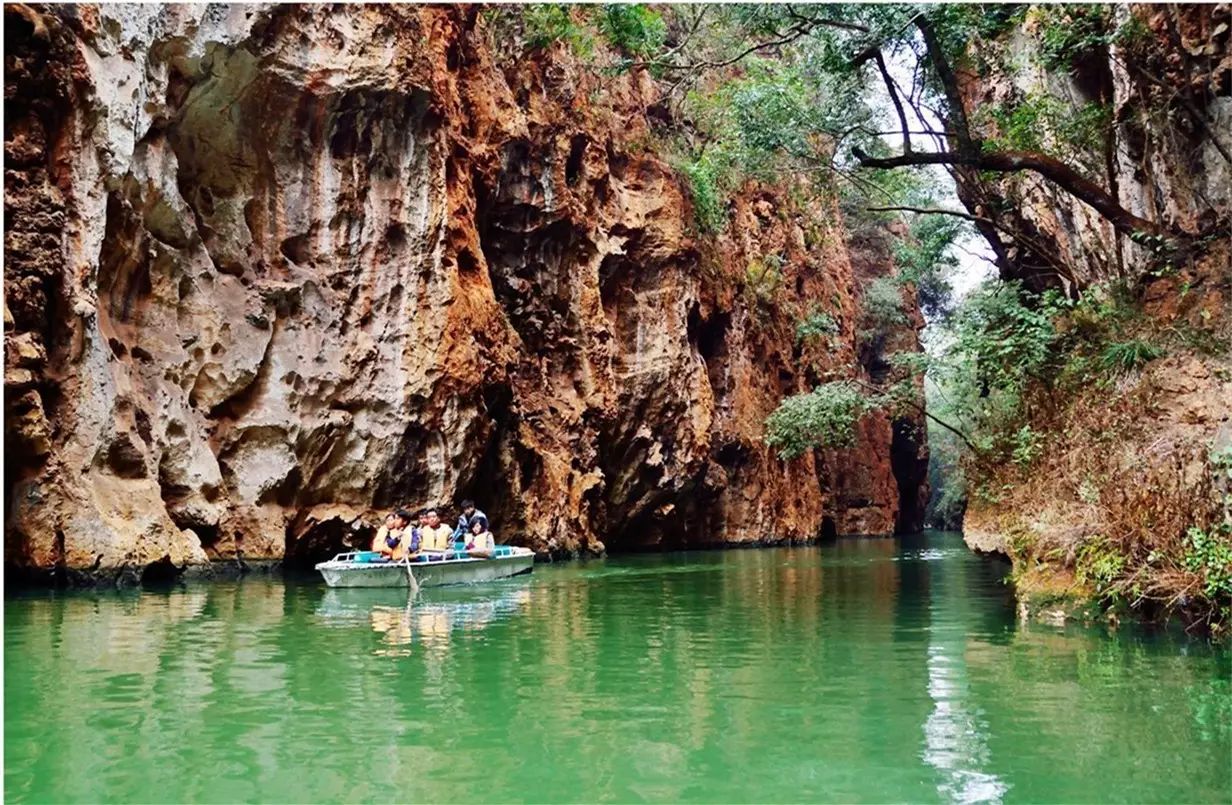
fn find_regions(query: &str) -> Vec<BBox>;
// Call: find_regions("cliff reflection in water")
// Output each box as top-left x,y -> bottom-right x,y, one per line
5,535 -> 1230,804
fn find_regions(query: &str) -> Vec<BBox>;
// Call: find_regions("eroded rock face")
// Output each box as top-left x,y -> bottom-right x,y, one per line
4,4 -> 927,581
955,4 -> 1231,292
951,5 -> 1231,623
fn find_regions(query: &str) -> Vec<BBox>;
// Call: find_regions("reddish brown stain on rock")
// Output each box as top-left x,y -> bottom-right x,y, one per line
4,4 -> 927,581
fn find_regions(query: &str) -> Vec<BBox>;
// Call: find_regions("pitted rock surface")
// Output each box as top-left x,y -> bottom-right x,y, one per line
4,4 -> 928,580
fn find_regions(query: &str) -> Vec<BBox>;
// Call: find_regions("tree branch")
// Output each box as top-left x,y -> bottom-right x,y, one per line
784,9 -> 869,34
638,14 -> 855,74
849,377 -> 980,454
1118,56 -> 1232,166
852,147 -> 1173,240
866,204 -> 1076,288
873,52 -> 912,154
914,15 -> 974,153
866,205 -> 989,224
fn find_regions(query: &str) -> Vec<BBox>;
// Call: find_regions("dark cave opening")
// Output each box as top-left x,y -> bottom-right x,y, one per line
890,418 -> 927,534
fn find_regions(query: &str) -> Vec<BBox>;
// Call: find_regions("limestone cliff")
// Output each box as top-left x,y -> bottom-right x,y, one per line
951,4 -> 1231,626
4,4 -> 927,582
953,4 -> 1230,292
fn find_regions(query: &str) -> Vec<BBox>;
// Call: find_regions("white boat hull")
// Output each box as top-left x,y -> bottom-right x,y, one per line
315,549 -> 534,589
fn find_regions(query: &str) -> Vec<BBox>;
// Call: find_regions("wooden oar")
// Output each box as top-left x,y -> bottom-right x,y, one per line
403,552 -> 420,596
399,529 -> 419,595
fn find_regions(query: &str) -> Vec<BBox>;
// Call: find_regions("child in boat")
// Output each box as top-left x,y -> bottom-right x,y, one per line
465,519 -> 495,559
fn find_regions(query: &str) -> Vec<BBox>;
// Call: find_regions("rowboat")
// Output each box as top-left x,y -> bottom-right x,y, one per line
314,546 -> 534,588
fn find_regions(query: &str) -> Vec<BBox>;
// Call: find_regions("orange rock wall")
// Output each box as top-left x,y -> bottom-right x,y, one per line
4,4 -> 926,581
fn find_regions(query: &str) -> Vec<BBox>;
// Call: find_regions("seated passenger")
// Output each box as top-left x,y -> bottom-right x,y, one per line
405,510 -> 424,557
372,512 -> 400,558
419,507 -> 454,554
452,499 -> 489,540
376,510 -> 413,561
465,519 -> 495,559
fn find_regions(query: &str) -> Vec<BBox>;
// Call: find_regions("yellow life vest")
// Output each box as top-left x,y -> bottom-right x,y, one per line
468,531 -> 494,553
420,524 -> 453,552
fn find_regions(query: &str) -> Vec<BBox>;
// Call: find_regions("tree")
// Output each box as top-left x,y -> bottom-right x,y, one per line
635,5 -> 1181,249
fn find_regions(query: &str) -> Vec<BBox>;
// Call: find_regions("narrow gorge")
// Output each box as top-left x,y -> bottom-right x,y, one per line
4,4 -> 928,581
5,3 -> 1229,634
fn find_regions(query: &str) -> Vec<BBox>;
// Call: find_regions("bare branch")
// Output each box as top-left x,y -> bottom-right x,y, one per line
1115,55 -> 1232,165
866,205 -> 990,224
873,52 -> 913,154
866,205 -> 1078,281
634,20 -> 812,74
914,15 -> 974,153
852,147 -> 1173,239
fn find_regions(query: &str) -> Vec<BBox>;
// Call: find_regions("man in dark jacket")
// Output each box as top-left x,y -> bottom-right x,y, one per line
452,499 -> 489,540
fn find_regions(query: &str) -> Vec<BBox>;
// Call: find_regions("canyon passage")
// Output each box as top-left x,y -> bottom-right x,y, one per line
6,4 -> 1228,629
5,3 -> 1232,803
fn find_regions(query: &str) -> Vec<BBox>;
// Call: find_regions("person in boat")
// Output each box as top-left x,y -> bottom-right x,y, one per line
419,507 -> 454,554
464,519 -> 495,559
406,509 -> 424,555
452,499 -> 489,541
373,510 -> 413,561
372,512 -> 400,558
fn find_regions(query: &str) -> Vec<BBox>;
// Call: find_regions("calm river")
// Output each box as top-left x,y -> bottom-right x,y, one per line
5,532 -> 1230,803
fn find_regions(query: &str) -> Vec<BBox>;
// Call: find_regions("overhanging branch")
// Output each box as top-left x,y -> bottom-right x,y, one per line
852,147 -> 1173,240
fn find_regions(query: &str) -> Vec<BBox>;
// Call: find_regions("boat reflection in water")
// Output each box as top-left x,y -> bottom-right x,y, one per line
314,581 -> 533,657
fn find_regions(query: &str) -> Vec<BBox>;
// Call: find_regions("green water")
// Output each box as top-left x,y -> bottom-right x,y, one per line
5,533 -> 1230,803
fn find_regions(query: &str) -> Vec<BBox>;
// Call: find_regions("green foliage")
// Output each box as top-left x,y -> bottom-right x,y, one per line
1035,4 -> 1114,72
1010,425 -> 1043,467
523,5 -> 572,48
1098,339 -> 1165,376
1183,525 -> 1232,603
894,215 -> 963,319
861,277 -> 907,330
926,438 -> 967,528
677,155 -> 728,234
888,350 -> 930,376
926,4 -> 1029,61
982,93 -> 1111,169
521,4 -> 594,53
672,49 -> 876,231
983,96 -> 1050,153
745,254 -> 785,302
796,309 -> 839,344
765,381 -> 871,459
923,280 -> 1070,463
1075,536 -> 1128,596
949,281 -> 1063,394
1110,12 -> 1153,51
598,4 -> 666,59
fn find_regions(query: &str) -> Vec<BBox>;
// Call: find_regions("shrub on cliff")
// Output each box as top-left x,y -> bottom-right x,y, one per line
764,381 -> 871,458
598,4 -> 666,60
